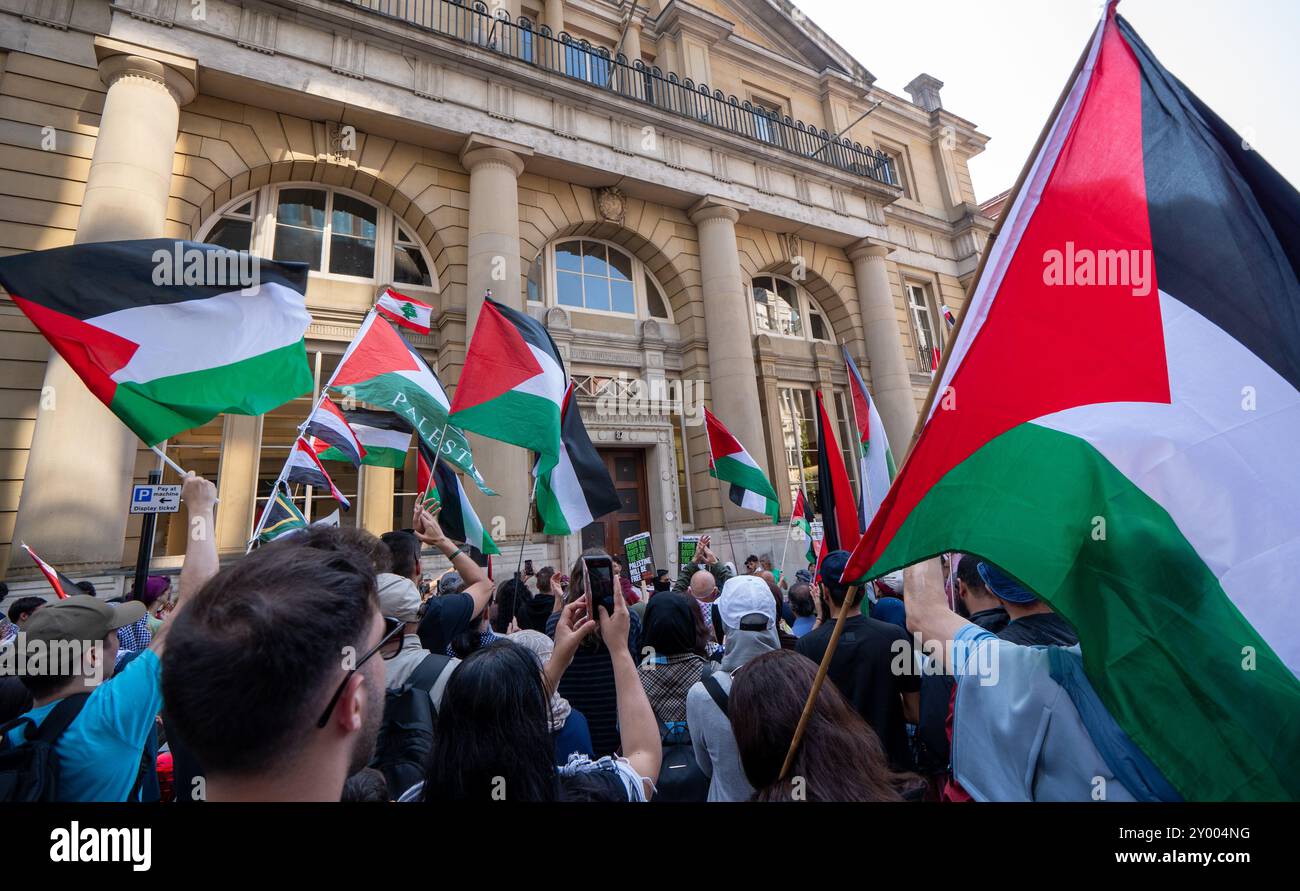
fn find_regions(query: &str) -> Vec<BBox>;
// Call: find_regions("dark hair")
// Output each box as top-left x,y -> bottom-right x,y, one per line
380,530 -> 421,581
74,581 -> 96,597
0,675 -> 34,724
7,596 -> 45,625
422,640 -> 558,801
20,631 -> 115,698
729,650 -> 916,802
535,566 -> 555,595
788,583 -> 814,618
819,550 -> 865,608
956,554 -> 986,593
745,554 -> 759,564
490,577 -> 529,635
298,525 -> 392,575
341,767 -> 390,802
642,591 -> 702,658
161,541 -> 379,775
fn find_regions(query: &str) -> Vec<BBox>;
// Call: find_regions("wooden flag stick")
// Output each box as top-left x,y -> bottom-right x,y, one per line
779,583 -> 858,781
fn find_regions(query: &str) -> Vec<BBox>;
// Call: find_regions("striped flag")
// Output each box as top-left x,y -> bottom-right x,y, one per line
791,488 -> 816,565
285,436 -> 350,510
815,391 -> 859,554
705,407 -> 780,523
318,408 -> 412,469
375,287 -> 433,335
941,304 -> 957,329
449,296 -> 567,474
20,543 -> 75,599
0,239 -> 313,445
256,485 -> 309,542
842,348 -> 897,532
534,383 -> 620,535
304,396 -> 366,467
844,3 -> 1300,800
422,450 -> 499,556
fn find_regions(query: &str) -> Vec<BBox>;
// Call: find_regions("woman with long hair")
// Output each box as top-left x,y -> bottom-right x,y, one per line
545,548 -> 642,757
413,590 -> 661,802
638,591 -> 711,726
728,649 -> 922,801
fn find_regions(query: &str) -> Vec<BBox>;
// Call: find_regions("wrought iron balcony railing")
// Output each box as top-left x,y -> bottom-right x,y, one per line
335,0 -> 900,185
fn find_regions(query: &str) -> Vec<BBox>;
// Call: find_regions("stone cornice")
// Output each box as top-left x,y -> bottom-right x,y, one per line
94,34 -> 196,104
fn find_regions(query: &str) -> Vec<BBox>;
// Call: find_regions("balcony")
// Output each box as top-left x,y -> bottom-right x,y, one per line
334,0 -> 900,185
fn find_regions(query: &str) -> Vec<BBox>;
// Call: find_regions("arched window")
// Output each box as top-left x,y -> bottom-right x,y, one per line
528,237 -> 672,321
197,184 -> 436,290
750,275 -> 834,342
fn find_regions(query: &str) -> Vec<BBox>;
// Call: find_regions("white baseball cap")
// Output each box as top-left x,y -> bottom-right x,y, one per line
717,575 -> 776,631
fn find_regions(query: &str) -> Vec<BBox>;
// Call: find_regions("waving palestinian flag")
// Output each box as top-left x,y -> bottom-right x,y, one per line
844,3 -> 1300,800
285,436 -> 350,510
376,287 -> 433,335
418,443 -> 499,556
328,310 -> 492,493
317,408 -> 412,469
705,407 -> 779,523
534,383 -> 620,535
0,239 -> 313,445
843,348 -> 896,532
20,543 -> 75,599
791,489 -> 816,565
814,391 -> 859,554
304,396 -> 366,467
449,296 -> 567,474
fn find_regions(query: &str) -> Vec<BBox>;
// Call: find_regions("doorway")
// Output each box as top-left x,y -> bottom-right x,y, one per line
581,449 -> 650,558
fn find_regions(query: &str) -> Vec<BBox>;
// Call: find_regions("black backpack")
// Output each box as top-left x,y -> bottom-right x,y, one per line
370,653 -> 452,798
0,693 -> 89,802
653,719 -> 710,802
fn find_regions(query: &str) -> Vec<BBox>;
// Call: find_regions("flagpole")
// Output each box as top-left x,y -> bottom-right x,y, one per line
778,12 -> 1104,786
515,474 -> 538,581
904,16 -> 1100,462
777,515 -> 793,584
248,385 -> 328,550
149,444 -> 188,479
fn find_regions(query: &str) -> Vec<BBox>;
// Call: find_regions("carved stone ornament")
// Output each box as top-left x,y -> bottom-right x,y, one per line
596,187 -> 627,224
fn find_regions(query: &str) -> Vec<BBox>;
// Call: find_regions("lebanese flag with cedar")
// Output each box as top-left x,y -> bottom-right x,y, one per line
843,2 -> 1300,801
449,296 -> 567,474
376,287 -> 433,335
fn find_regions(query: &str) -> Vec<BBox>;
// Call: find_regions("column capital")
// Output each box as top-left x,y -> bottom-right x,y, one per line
846,237 -> 893,262
459,133 -> 533,177
688,195 -> 747,225
94,36 -> 197,106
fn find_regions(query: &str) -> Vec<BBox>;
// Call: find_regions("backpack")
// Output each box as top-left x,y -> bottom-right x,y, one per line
0,693 -> 89,802
653,720 -> 710,802
370,653 -> 452,798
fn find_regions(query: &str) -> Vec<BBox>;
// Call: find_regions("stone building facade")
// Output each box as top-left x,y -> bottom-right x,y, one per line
0,0 -> 993,592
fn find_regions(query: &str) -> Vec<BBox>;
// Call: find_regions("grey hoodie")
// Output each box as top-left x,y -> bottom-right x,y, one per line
685,626 -> 779,802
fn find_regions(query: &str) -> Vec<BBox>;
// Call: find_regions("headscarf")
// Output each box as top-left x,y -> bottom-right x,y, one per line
640,591 -> 698,657
508,630 -> 573,729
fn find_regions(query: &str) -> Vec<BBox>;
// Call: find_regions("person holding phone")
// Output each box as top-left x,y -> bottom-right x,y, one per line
545,549 -> 643,758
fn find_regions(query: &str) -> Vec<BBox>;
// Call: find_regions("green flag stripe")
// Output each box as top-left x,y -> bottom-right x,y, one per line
711,453 -> 778,500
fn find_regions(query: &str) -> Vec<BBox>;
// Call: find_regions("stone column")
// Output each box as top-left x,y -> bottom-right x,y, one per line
543,0 -> 564,32
689,196 -> 770,526
622,13 -> 644,63
459,134 -> 533,542
214,414 -> 262,553
848,239 -> 918,452
359,466 -> 395,536
9,39 -> 196,570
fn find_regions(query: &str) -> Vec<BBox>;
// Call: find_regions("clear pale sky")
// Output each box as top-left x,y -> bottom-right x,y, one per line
791,0 -> 1300,202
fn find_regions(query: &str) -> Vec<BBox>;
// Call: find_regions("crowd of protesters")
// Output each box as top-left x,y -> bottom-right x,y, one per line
0,470 -> 1162,803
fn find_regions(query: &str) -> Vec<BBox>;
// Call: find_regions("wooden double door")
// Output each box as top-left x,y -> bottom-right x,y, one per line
581,449 -> 650,559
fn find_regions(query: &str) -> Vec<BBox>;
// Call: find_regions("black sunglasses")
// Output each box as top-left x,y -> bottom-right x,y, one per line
316,615 -> 403,729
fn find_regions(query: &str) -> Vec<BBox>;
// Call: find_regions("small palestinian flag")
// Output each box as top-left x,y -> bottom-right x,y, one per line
704,407 -> 779,523
0,239 -> 313,445
256,485 -> 309,542
328,310 -> 492,493
304,396 -> 366,467
791,489 -> 816,565
941,304 -> 957,329
449,296 -> 567,474
427,456 -> 499,556
285,436 -> 350,510
843,347 -> 896,532
535,383 -> 620,535
20,543 -> 75,599
376,287 -> 433,335
318,408 -> 412,469
845,3 -> 1300,800
815,391 -> 859,554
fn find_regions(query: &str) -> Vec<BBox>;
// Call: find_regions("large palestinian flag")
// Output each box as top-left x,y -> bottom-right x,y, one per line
328,310 -> 492,493
0,239 -> 312,445
842,348 -> 896,532
814,391 -> 859,554
419,445 -> 499,556
449,297 -> 566,474
843,4 -> 1300,801
705,407 -> 779,523
535,383 -> 621,535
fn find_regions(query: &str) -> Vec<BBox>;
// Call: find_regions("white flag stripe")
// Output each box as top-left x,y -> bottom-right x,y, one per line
514,343 -> 568,406
101,282 -> 309,385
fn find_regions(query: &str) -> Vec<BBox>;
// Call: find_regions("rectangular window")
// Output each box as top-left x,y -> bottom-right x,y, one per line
671,412 -> 693,527
777,387 -> 819,509
833,390 -> 860,496
907,282 -> 938,369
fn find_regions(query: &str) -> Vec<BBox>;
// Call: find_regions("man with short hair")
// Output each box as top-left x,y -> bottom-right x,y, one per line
163,529 -> 392,802
982,562 -> 1078,647
955,554 -> 1009,633
795,550 -> 920,772
381,530 -> 422,587
2,473 -> 217,801
413,506 -> 495,655
686,575 -> 781,801
788,583 -> 816,637
744,554 -> 760,575
5,596 -> 47,643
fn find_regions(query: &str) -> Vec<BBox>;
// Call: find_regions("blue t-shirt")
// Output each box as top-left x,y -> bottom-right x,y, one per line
5,648 -> 162,802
